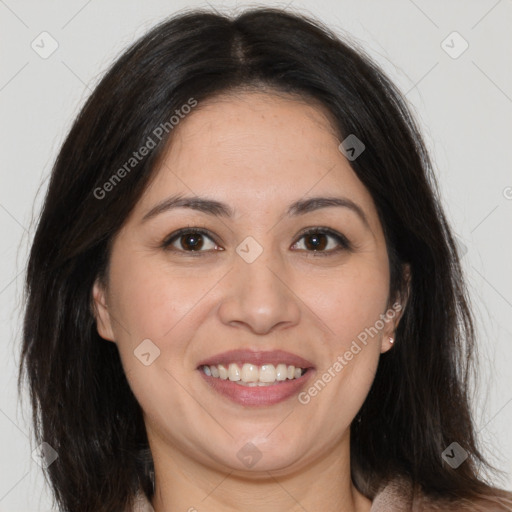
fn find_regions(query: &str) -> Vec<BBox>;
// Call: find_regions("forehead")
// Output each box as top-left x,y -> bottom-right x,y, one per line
164,91 -> 341,177
134,91 -> 378,225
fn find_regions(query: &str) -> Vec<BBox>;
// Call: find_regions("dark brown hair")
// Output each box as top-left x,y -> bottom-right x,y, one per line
19,6 -> 511,511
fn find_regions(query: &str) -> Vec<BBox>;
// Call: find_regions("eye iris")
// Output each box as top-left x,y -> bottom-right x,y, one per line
305,233 -> 327,251
181,233 -> 204,251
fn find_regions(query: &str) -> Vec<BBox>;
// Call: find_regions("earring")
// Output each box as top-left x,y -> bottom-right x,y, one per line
388,336 -> 394,344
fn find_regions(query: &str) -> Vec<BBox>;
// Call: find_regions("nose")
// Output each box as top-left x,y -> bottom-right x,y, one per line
216,246 -> 301,336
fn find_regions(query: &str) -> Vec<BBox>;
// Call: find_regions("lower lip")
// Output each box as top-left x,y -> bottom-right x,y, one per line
198,369 -> 315,406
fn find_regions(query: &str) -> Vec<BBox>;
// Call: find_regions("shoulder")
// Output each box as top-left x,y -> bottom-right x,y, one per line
452,491 -> 512,511
371,477 -> 512,511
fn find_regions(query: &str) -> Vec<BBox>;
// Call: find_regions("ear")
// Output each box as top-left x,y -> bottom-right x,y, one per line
91,277 -> 116,343
380,263 -> 411,354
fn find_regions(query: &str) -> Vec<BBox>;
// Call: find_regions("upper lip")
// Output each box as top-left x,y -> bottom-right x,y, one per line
196,349 -> 315,369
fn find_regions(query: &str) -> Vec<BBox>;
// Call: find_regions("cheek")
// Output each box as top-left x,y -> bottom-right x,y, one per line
314,261 -> 390,346
106,252 -> 202,423
108,248 -> 208,343
304,259 -> 388,407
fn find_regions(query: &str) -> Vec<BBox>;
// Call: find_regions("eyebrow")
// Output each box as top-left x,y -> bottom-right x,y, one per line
141,194 -> 370,228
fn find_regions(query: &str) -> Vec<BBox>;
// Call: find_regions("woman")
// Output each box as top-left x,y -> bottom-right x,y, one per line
18,7 -> 512,512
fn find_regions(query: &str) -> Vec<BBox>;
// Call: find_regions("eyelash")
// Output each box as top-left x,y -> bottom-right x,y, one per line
161,226 -> 353,257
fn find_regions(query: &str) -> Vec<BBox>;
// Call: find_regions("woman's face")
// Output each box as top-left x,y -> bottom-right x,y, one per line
93,91 -> 403,475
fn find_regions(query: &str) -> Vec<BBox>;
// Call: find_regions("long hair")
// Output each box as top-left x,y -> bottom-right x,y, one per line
18,7 -> 511,511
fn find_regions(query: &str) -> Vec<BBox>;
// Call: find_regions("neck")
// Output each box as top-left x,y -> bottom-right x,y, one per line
148,429 -> 372,512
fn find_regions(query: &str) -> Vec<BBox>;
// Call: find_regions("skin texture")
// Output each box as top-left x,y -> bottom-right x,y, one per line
92,91 -> 408,512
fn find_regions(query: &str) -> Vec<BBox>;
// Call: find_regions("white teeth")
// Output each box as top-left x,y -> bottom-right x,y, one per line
218,364 -> 229,380
228,363 -> 241,381
241,363 -> 258,382
259,364 -> 276,383
201,362 -> 307,384
276,363 -> 288,381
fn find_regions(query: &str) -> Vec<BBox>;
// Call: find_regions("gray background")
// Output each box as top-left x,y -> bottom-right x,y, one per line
1,0 -> 511,509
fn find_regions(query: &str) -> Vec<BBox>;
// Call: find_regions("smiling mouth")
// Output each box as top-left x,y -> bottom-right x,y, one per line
195,348 -> 315,405
199,362 -> 309,386
197,364 -> 315,407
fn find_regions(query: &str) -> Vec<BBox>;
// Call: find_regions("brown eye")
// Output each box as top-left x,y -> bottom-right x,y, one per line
179,232 -> 205,251
291,228 -> 352,254
162,228 -> 219,253
303,232 -> 328,251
